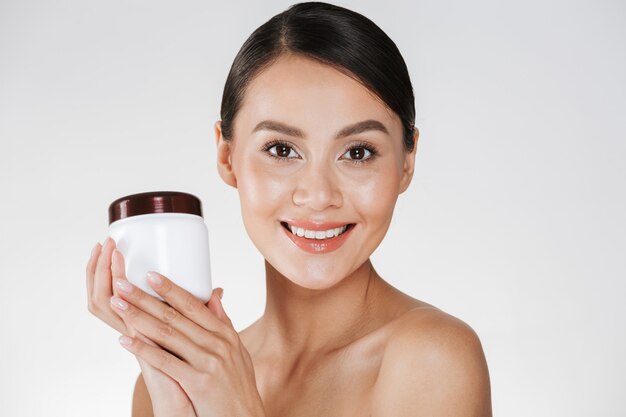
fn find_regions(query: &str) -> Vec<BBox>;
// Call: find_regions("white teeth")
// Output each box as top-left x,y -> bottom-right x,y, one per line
288,224 -> 349,240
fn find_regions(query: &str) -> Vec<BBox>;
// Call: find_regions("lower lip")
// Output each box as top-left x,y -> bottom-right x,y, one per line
281,223 -> 356,254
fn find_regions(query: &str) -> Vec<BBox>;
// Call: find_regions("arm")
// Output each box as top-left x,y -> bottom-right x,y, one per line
370,310 -> 492,417
132,373 -> 154,417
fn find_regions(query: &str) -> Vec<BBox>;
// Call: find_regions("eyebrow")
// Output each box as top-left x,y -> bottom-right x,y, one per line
251,119 -> 390,139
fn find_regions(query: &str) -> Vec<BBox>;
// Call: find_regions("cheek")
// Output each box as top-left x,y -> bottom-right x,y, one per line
236,159 -> 293,217
349,164 -> 401,227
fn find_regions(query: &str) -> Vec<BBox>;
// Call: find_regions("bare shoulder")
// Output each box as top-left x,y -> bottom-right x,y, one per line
132,373 -> 154,417
370,307 -> 492,417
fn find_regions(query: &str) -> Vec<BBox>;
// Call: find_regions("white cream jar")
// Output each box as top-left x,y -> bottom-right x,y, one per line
108,191 -> 212,303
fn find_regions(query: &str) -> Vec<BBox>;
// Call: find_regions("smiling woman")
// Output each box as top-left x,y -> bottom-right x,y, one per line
86,2 -> 492,417
217,52 -> 413,290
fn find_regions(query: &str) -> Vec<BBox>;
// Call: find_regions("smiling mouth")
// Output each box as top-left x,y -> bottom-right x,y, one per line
280,221 -> 355,240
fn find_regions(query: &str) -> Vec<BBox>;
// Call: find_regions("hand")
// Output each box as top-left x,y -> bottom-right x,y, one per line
86,237 -> 131,335
109,269 -> 266,417
86,237 -> 198,416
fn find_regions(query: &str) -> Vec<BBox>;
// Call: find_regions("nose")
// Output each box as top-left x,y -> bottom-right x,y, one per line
292,163 -> 343,211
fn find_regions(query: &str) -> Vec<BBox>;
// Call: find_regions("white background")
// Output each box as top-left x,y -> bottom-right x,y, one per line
1,0 -> 624,416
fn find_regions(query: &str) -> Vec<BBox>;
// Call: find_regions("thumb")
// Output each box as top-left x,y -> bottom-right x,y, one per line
207,288 -> 232,326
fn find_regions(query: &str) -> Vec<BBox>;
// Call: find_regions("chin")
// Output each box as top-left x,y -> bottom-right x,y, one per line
269,258 -> 349,290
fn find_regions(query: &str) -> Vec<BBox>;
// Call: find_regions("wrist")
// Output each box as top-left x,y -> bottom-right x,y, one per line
152,403 -> 196,417
252,401 -> 267,417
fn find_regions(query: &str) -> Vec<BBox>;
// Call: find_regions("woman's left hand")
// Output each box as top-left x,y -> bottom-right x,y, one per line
110,271 -> 266,417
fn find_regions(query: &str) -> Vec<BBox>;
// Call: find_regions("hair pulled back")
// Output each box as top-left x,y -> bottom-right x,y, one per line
219,1 -> 416,152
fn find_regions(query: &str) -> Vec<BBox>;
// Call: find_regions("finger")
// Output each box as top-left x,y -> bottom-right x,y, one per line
130,326 -> 174,351
118,334 -> 196,386
110,295 -> 206,366
204,288 -> 223,308
146,271 -> 229,334
110,249 -> 140,336
89,236 -> 127,333
111,249 -> 127,300
86,242 -> 102,299
113,273 -> 214,346
93,237 -> 116,302
110,251 -> 164,349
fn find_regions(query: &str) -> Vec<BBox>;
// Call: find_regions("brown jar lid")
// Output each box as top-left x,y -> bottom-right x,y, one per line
108,191 -> 203,225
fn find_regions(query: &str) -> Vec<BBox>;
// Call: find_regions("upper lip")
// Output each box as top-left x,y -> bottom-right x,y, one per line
281,219 -> 354,231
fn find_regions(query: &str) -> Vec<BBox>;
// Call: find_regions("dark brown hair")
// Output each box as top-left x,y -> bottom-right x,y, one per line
219,1 -> 416,152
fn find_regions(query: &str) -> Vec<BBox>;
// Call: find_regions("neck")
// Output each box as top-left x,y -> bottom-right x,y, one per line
258,258 -> 384,359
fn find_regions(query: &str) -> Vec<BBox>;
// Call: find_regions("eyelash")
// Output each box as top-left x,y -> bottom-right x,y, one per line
261,139 -> 379,165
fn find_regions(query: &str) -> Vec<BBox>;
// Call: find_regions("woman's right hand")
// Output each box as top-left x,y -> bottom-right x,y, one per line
86,237 -> 196,417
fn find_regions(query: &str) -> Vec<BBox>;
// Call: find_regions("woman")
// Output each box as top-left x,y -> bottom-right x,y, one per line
86,2 -> 492,416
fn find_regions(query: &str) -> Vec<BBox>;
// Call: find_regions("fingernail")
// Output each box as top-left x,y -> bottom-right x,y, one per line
115,278 -> 132,293
119,335 -> 133,346
146,271 -> 163,286
219,289 -> 224,300
103,236 -> 112,248
110,296 -> 128,310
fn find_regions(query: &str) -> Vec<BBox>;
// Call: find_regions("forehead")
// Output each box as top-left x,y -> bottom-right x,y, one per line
235,54 -> 401,138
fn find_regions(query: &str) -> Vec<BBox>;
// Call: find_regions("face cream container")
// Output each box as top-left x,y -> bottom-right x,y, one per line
108,191 -> 212,303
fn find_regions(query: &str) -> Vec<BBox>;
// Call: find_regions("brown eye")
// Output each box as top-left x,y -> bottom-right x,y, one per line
342,146 -> 372,161
267,142 -> 299,159
349,148 -> 365,159
276,145 -> 291,157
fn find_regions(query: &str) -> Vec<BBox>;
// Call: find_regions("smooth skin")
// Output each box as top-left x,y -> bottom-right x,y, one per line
87,239 -> 264,417
87,52 -> 491,416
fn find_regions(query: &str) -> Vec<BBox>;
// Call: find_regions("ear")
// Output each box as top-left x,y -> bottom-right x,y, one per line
399,127 -> 419,194
214,120 -> 237,189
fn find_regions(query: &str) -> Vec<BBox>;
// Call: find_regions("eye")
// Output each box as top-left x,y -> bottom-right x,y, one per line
263,140 -> 300,160
341,143 -> 377,164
